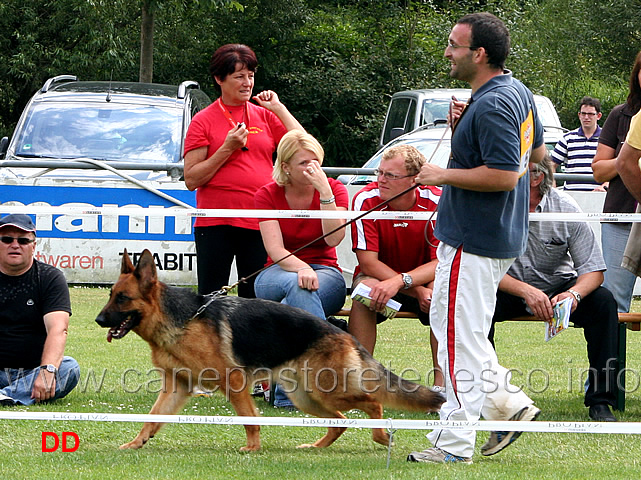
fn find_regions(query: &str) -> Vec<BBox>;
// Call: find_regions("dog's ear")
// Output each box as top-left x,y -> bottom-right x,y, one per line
134,249 -> 157,295
121,249 -> 135,274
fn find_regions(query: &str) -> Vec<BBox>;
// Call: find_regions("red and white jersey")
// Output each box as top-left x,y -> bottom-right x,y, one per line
351,183 -> 441,276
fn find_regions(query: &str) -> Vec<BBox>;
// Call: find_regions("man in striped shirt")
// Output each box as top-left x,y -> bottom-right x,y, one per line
552,96 -> 605,191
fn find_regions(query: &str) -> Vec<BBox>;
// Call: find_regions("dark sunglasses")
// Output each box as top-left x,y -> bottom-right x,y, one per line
0,236 -> 35,245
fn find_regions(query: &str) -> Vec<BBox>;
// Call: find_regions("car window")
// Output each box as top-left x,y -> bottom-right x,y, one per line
13,103 -> 182,163
382,98 -> 416,145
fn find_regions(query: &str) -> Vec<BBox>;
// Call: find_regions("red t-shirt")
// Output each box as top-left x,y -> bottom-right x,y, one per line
351,183 -> 441,277
184,100 -> 288,229
254,178 -> 349,268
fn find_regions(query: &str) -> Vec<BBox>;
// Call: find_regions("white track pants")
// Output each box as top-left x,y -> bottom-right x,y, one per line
427,243 -> 534,458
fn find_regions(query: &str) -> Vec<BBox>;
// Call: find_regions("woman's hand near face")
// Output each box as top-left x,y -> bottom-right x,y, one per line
303,160 -> 332,197
253,90 -> 281,110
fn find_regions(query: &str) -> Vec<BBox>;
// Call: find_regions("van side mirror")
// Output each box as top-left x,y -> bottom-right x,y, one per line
0,137 -> 8,159
389,127 -> 405,142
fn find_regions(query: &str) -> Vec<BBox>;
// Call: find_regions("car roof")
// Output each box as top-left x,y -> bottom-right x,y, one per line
391,88 -> 471,99
33,80 -> 199,108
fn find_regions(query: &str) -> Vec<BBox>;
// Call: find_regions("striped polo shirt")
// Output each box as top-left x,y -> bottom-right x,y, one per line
551,125 -> 601,191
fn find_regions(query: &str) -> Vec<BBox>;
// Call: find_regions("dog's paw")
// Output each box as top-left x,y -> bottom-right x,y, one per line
296,443 -> 317,449
119,440 -> 145,450
239,445 -> 260,452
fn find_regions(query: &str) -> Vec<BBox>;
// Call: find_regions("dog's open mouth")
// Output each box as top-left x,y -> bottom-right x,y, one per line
107,317 -> 137,342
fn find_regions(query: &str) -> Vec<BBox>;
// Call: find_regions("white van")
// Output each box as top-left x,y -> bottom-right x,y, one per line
379,88 -> 565,150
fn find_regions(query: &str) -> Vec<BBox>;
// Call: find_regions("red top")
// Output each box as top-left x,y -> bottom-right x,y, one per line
254,178 -> 349,269
351,183 -> 441,277
184,100 -> 288,229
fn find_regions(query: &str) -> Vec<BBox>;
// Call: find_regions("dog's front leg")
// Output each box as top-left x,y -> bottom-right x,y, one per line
224,368 -> 261,452
120,372 -> 190,449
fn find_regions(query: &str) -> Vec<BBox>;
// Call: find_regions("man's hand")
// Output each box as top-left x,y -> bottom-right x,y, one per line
550,291 -> 579,314
415,162 -> 447,186
448,97 -> 467,127
368,276 -> 403,312
522,284 -> 554,321
31,369 -> 56,403
415,286 -> 433,313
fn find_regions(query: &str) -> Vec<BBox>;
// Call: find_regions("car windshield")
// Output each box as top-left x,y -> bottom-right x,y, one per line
420,99 -> 461,125
12,102 -> 182,163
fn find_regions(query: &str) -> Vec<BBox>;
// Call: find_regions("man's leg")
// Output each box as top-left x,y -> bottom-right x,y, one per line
348,276 -> 380,354
1,357 -> 80,405
424,245 -> 513,458
569,286 -> 619,414
418,245 -> 535,460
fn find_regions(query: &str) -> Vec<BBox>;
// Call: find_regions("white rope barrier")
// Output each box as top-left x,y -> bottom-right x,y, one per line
1,410 -> 640,434
0,204 -> 639,222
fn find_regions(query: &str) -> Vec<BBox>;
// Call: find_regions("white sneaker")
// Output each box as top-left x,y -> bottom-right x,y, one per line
191,387 -> 212,398
407,447 -> 472,464
0,393 -> 16,406
480,404 -> 541,456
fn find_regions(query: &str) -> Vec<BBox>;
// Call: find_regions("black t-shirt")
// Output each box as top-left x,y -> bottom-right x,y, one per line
599,103 -> 639,215
0,260 -> 71,368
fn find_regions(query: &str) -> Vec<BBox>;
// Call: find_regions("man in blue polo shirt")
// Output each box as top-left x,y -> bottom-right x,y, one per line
407,12 -> 546,465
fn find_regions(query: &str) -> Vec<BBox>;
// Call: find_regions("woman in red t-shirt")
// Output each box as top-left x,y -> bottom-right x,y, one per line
254,130 -> 348,321
184,44 -> 304,297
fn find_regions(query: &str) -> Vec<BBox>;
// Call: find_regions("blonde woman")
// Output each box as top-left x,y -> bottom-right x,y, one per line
254,130 -> 348,321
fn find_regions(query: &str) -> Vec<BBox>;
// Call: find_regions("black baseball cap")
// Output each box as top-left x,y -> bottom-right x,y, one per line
0,214 -> 36,233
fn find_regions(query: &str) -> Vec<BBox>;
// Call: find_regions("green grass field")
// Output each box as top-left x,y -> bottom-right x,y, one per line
2,287 -> 641,479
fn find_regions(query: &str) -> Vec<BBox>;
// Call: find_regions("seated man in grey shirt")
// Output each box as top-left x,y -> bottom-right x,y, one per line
489,156 -> 619,422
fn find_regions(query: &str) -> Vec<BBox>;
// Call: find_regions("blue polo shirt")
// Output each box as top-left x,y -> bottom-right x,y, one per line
435,71 -> 544,259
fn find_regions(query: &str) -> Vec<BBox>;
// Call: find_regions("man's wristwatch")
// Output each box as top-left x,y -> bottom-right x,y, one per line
40,364 -> 58,374
401,273 -> 413,290
567,289 -> 582,304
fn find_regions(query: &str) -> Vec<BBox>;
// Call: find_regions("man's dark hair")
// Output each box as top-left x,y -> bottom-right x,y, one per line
457,12 -> 510,70
579,96 -> 602,113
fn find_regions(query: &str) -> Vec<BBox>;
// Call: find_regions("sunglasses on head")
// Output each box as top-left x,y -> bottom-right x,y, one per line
0,236 -> 35,245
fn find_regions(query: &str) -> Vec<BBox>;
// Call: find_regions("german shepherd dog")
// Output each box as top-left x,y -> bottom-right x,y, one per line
96,249 -> 444,451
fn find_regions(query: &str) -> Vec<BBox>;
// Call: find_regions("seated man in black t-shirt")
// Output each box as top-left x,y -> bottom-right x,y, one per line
0,214 -> 79,406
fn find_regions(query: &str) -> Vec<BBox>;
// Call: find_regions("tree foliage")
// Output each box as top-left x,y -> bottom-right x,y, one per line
1,0 -> 640,165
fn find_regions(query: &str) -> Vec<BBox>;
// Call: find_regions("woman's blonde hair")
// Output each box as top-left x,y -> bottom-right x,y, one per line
273,130 -> 325,185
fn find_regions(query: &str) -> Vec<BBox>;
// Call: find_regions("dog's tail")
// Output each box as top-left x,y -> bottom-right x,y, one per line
364,355 -> 445,413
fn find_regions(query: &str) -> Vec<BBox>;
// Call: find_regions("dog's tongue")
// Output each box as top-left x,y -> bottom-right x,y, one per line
107,330 -> 113,343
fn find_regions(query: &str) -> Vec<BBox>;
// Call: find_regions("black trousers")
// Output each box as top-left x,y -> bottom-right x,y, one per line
489,285 -> 619,407
194,225 -> 267,298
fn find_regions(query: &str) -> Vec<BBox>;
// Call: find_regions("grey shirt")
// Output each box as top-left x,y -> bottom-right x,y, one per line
507,188 -> 606,295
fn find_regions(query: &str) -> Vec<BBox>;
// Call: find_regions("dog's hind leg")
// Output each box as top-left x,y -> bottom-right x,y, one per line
120,375 -> 190,449
351,398 -> 390,446
225,368 -> 262,452
292,397 -> 348,449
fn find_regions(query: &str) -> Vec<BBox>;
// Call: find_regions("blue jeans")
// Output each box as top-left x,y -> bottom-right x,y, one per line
0,357 -> 80,405
602,222 -> 637,313
255,264 -> 346,407
255,264 -> 346,320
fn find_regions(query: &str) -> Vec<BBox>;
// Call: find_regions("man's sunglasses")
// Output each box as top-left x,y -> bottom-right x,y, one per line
0,236 -> 35,245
